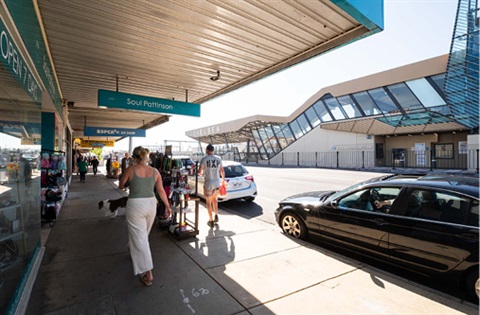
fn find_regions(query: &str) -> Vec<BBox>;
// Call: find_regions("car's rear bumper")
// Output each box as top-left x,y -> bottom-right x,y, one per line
218,186 -> 257,202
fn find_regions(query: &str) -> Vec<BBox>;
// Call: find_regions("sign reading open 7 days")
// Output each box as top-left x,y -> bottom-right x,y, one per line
98,89 -> 201,117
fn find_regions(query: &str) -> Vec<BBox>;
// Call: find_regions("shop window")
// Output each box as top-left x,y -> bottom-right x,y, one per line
0,62 -> 42,312
375,143 -> 384,159
434,143 -> 454,159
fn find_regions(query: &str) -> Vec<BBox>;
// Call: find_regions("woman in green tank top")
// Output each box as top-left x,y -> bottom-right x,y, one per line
119,146 -> 171,287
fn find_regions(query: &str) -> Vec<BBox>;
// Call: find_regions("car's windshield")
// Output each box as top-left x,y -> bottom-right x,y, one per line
224,164 -> 248,178
328,182 -> 364,200
328,176 -> 383,200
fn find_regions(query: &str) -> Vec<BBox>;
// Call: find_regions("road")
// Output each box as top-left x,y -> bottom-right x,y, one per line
218,166 -> 389,225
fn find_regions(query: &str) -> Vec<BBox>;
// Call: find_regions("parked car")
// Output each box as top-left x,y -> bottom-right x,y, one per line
189,160 -> 257,202
274,174 -> 479,300
173,156 -> 196,172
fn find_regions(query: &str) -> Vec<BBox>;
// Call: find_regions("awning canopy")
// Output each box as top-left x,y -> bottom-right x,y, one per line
33,0 -> 383,145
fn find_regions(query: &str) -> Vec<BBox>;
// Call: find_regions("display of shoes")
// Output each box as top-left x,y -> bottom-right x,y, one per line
214,214 -> 219,223
207,220 -> 214,228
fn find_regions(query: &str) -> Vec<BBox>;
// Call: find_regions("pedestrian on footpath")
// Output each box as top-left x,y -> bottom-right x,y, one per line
121,153 -> 133,176
91,156 -> 99,175
106,155 -> 112,177
119,146 -> 171,287
78,156 -> 88,183
198,144 -> 225,227
76,153 -> 82,175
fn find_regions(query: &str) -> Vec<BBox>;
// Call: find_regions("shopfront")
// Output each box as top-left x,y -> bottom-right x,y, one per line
1,1 -> 69,313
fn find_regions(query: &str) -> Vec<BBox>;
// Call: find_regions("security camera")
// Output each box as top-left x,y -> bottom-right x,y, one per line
210,70 -> 220,81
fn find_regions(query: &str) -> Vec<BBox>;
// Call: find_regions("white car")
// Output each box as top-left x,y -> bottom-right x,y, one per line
189,160 -> 257,202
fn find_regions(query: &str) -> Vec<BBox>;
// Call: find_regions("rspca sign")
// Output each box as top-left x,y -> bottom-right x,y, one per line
84,126 -> 146,137
98,89 -> 201,117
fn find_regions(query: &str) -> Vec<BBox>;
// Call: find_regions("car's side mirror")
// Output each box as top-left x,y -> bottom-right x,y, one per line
330,200 -> 338,209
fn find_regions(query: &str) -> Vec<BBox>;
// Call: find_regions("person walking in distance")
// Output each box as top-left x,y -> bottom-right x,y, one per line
91,156 -> 99,175
76,153 -> 82,175
78,156 -> 88,183
121,153 -> 133,176
198,144 -> 225,227
119,146 -> 171,287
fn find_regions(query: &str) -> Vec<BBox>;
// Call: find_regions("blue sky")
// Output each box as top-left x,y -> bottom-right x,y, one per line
115,0 -> 458,151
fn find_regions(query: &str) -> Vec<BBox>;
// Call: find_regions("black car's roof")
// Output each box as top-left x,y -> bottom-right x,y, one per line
370,174 -> 480,199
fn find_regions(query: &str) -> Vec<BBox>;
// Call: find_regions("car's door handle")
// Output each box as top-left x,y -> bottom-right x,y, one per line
460,233 -> 478,242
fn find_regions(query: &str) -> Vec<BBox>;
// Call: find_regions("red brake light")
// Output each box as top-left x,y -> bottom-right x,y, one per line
245,175 -> 254,182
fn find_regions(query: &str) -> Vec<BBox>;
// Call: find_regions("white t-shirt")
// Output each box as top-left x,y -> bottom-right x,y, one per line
200,154 -> 222,190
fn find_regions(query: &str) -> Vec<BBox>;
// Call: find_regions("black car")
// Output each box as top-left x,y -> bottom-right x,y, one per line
275,174 -> 479,300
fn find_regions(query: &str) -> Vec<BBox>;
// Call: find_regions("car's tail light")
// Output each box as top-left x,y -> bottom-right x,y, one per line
245,175 -> 254,182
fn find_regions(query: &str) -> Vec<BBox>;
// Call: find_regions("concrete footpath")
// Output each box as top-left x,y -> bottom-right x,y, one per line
26,171 -> 478,314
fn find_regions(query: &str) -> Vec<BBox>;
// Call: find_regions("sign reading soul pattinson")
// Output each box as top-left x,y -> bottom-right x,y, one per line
98,89 -> 201,117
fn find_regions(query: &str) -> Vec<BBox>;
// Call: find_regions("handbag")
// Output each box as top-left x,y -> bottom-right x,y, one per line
219,183 -> 227,196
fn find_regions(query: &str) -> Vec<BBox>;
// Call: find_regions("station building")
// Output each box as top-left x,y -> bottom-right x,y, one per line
186,1 -> 479,173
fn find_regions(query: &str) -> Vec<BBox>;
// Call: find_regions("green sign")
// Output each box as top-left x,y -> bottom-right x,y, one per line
0,18 -> 41,104
98,89 -> 201,117
5,0 -> 63,115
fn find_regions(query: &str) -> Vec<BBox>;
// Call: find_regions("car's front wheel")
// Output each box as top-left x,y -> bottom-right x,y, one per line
465,269 -> 479,301
280,213 -> 307,240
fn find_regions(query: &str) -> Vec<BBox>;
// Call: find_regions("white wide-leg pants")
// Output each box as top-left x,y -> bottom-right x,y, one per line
125,197 -> 156,275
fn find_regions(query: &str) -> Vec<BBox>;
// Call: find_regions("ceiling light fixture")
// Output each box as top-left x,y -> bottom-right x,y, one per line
210,70 -> 220,81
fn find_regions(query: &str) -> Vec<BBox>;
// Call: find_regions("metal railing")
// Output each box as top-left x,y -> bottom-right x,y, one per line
242,149 -> 479,173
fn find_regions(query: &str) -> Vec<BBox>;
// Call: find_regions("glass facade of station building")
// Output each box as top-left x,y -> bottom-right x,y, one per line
251,0 -> 478,170
253,73 -> 452,160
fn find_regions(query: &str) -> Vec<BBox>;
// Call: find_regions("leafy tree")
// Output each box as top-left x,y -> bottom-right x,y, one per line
90,148 -> 104,161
